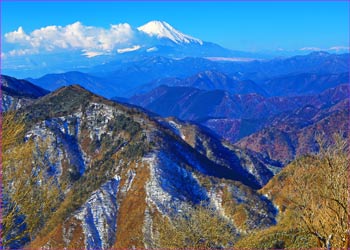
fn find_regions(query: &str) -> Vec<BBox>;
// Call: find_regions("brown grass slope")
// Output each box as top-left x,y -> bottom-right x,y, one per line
236,134 -> 349,248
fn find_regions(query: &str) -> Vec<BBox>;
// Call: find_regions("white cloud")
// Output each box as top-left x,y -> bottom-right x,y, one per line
5,26 -> 31,44
328,46 -> 349,51
205,57 -> 256,62
299,46 -> 349,53
146,47 -> 158,52
117,45 -> 141,54
4,21 -> 136,57
299,47 -> 322,51
82,51 -> 104,58
8,48 -> 38,56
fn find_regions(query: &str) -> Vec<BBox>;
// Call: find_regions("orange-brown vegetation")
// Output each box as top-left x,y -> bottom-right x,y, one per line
29,217 -> 85,248
236,133 -> 349,248
113,161 -> 150,248
153,202 -> 237,248
2,113 -> 62,247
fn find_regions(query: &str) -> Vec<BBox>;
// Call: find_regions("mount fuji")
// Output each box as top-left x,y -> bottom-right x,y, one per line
137,20 -> 204,45
114,20 -> 252,59
2,20 -> 258,78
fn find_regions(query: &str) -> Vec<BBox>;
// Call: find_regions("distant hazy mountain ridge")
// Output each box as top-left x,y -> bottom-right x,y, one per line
28,52 -> 349,97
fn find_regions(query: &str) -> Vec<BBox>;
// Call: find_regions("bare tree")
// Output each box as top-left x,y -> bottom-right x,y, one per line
2,113 -> 62,248
154,203 -> 237,248
285,133 -> 349,248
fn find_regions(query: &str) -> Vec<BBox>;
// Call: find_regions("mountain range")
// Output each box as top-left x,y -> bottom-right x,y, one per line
127,81 -> 349,145
28,52 -> 349,98
2,50 -> 349,248
237,84 -> 349,165
1,19 -> 349,249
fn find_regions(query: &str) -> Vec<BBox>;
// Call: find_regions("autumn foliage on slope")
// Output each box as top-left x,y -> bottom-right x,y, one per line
2,113 -> 62,248
236,133 -> 349,248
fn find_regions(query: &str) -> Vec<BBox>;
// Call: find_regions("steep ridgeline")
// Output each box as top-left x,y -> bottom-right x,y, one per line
236,84 -> 350,166
1,75 -> 49,112
10,85 -> 276,248
157,117 -> 282,186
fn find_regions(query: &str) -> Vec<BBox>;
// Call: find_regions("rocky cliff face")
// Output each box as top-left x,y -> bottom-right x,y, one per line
7,85 -> 276,248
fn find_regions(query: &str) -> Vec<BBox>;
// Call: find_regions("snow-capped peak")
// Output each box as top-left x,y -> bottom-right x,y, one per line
138,20 -> 203,45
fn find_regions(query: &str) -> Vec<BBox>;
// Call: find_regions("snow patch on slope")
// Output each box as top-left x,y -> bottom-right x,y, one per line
84,103 -> 119,140
168,120 -> 186,140
74,175 -> 120,249
144,153 -> 174,213
208,187 -> 229,220
26,112 -> 86,177
26,125 -> 65,177
2,94 -> 34,112
121,169 -> 136,193
144,152 -> 208,215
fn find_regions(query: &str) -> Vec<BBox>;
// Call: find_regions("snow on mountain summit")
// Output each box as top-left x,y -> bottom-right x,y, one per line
138,20 -> 203,45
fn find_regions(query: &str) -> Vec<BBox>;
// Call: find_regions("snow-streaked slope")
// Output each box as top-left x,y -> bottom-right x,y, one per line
74,175 -> 120,249
138,20 -> 203,45
15,85 -> 277,249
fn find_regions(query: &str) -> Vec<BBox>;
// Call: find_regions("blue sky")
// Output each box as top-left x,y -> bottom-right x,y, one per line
1,1 -> 349,52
